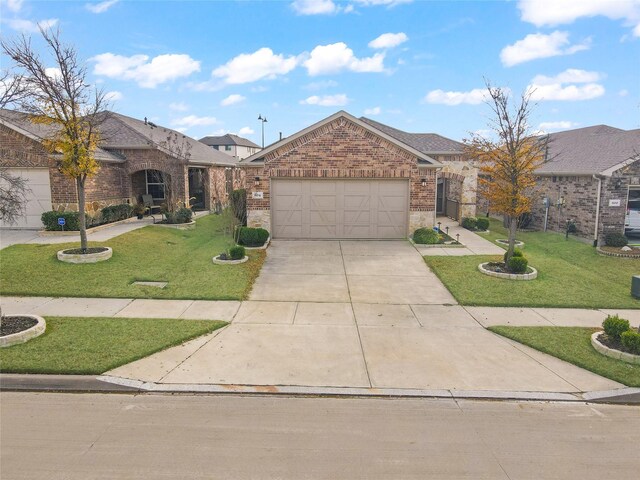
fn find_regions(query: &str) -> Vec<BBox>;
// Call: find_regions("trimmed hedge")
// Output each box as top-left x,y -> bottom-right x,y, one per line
165,207 -> 193,224
413,228 -> 441,244
621,330 -> 640,355
229,245 -> 246,260
237,227 -> 269,247
41,211 -> 86,231
100,204 -> 133,223
504,248 -> 524,263
604,232 -> 628,248
461,217 -> 477,230
475,217 -> 490,231
507,256 -> 528,274
603,315 -> 630,341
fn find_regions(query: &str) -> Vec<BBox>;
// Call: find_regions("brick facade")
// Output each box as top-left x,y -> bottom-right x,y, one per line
244,116 -> 439,235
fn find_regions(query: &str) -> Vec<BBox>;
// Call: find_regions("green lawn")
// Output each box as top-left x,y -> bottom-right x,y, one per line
425,218 -> 640,308
489,326 -> 640,387
0,214 -> 265,300
0,316 -> 225,374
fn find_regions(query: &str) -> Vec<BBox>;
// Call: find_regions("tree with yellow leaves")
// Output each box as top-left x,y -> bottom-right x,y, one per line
465,83 -> 548,263
2,28 -> 108,253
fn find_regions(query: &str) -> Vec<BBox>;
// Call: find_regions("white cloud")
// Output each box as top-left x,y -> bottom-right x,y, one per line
91,52 -> 201,88
619,89 -> 629,97
364,106 -> 381,115
169,102 -> 189,111
301,94 -> 350,106
6,18 -> 58,33
518,0 -> 640,36
250,85 -> 269,93
303,42 -> 385,75
500,31 -> 590,67
368,32 -> 408,49
424,88 -> 489,105
238,127 -> 255,136
220,94 -> 246,106
213,48 -> 299,84
85,0 -> 119,14
104,90 -> 123,102
291,0 -> 338,15
538,121 -> 578,132
45,67 -> 62,80
528,69 -> 605,101
353,0 -> 413,6
171,115 -> 218,128
2,0 -> 24,13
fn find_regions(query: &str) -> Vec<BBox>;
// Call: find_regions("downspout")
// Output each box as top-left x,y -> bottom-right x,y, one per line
593,174 -> 603,247
434,167 -> 442,227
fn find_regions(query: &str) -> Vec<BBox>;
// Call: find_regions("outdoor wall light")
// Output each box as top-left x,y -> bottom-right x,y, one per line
421,178 -> 427,187
254,176 -> 260,186
613,178 -> 623,189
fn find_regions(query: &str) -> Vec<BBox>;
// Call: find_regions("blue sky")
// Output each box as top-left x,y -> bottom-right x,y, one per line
1,0 -> 639,145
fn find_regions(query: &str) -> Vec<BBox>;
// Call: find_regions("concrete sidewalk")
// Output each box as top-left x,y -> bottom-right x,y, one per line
416,217 -> 505,256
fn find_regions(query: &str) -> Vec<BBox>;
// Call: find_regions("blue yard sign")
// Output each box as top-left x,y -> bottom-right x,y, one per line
58,217 -> 65,231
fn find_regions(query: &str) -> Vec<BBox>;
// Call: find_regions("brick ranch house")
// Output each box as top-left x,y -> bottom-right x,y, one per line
476,125 -> 640,245
240,111 -> 478,239
0,109 -> 243,228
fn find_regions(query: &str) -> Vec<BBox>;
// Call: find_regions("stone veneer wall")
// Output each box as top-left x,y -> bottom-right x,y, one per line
244,117 -> 438,235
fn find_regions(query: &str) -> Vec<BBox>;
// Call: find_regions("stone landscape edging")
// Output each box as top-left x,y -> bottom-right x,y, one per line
57,247 -> 113,264
591,331 -> 640,365
596,247 -> 640,258
151,220 -> 196,230
38,216 -> 143,236
495,239 -> 524,247
408,237 -> 465,248
0,315 -> 46,348
478,262 -> 538,281
212,255 -> 249,265
240,236 -> 271,250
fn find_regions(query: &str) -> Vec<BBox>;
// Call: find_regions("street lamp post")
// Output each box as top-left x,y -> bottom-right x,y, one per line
258,114 -> 268,148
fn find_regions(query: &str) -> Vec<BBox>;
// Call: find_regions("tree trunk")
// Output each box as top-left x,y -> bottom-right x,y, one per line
505,215 -> 517,263
77,177 -> 88,253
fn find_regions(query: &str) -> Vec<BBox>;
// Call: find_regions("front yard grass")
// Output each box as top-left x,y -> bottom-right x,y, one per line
0,214 -> 265,300
0,316 -> 225,375
425,218 -> 640,308
489,326 -> 640,387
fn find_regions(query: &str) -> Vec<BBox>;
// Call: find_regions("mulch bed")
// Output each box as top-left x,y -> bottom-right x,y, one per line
597,332 -> 638,355
0,316 -> 38,337
62,247 -> 109,255
484,261 -> 533,275
599,246 -> 640,257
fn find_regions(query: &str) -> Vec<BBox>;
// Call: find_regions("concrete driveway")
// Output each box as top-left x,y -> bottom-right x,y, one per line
250,240 -> 456,304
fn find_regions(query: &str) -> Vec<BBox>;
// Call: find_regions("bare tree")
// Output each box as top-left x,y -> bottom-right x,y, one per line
465,82 -> 548,263
2,28 -> 109,253
0,70 -> 28,108
0,169 -> 30,225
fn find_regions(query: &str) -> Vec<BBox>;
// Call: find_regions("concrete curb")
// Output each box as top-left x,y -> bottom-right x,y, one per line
2,374 -> 638,404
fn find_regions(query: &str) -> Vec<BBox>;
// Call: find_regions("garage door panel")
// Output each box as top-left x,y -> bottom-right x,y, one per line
272,179 -> 408,239
0,168 -> 51,229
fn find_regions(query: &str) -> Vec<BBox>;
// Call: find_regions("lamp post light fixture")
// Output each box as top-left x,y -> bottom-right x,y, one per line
258,114 -> 268,148
456,233 -> 460,244
445,226 -> 449,236
437,221 -> 441,232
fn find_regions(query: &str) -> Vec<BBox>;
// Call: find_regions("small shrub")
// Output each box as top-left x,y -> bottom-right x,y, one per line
175,207 -> 193,224
41,211 -> 83,231
507,255 -> 528,274
602,315 -> 630,341
100,204 -> 133,224
621,330 -> 640,355
475,217 -> 489,231
413,228 -> 441,244
503,248 -> 524,262
229,189 -> 247,226
237,227 -> 269,247
229,245 -> 245,260
604,232 -> 628,247
461,217 -> 477,230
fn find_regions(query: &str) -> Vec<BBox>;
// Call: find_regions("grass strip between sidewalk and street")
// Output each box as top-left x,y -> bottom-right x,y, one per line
424,218 -> 640,309
0,316 -> 226,375
489,326 -> 640,387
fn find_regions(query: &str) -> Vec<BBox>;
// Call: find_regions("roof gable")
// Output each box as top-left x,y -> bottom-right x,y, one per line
241,111 -> 440,166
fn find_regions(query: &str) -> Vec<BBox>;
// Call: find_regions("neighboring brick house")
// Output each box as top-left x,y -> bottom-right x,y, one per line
0,109 -> 243,228
199,134 -> 261,160
239,110 -> 479,239
476,125 -> 640,245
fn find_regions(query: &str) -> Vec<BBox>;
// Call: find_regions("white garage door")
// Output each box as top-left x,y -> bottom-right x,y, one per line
0,168 -> 52,229
271,179 -> 409,239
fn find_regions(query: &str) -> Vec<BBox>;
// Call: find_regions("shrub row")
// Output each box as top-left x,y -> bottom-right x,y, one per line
461,217 -> 489,231
41,204 -> 136,231
101,204 -> 133,223
604,232 -> 628,248
236,226 -> 269,247
602,315 -> 640,355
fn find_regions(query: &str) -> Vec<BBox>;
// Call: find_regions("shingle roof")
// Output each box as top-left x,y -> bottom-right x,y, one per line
538,125 -> 640,175
359,117 -> 465,154
199,133 -> 260,148
99,112 -> 238,166
0,109 -> 123,162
